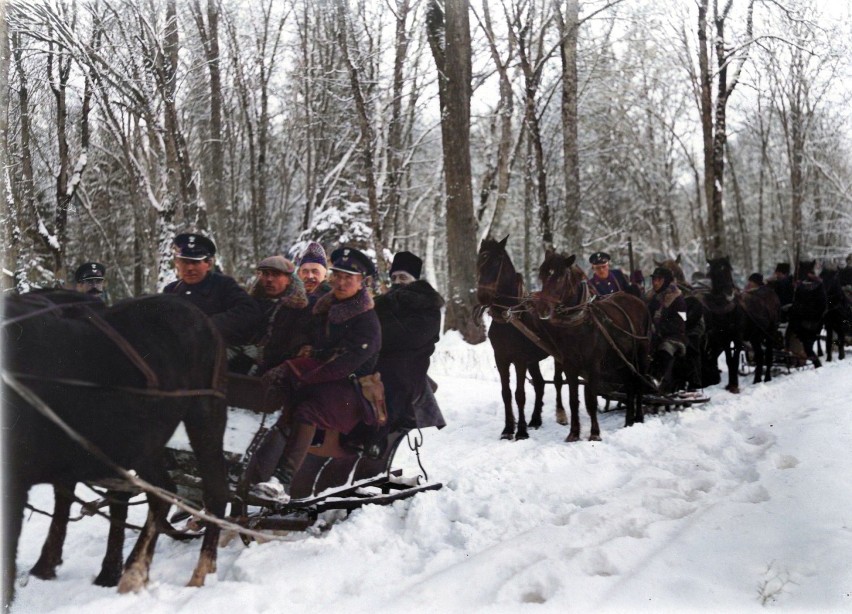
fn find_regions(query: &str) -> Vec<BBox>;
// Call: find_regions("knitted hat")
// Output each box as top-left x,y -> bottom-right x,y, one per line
389,251 -> 423,280
299,241 -> 328,268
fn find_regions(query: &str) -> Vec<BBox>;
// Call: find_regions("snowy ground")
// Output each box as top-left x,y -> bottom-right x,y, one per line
10,331 -> 852,613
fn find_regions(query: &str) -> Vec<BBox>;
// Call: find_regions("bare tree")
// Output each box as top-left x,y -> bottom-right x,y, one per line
427,0 -> 484,342
695,0 -> 755,258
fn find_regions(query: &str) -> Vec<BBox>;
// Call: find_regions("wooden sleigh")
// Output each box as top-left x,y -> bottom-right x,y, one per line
165,373 -> 442,534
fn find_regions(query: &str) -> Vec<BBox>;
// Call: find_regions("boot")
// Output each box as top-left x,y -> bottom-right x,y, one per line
250,422 -> 316,504
651,350 -> 676,394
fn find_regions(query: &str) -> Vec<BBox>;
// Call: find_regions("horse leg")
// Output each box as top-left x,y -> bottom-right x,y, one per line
626,374 -> 644,426
584,384 -> 601,441
94,490 -> 132,587
527,361 -> 545,430
30,483 -> 73,580
565,375 -> 581,442
496,357 -> 515,439
513,363 -> 530,440
725,342 -> 741,393
553,362 -> 568,426
826,322 -> 835,362
3,483 -> 28,609
809,332 -> 822,368
183,400 -> 228,587
751,336 -> 764,385
117,495 -> 168,594
762,334 -> 774,383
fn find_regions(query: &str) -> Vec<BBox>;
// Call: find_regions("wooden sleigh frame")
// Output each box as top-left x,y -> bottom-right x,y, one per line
165,373 -> 442,533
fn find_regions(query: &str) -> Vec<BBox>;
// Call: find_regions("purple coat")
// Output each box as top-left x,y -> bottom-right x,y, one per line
264,287 -> 381,434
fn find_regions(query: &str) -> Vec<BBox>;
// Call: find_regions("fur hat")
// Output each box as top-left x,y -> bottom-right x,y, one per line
589,251 -> 611,266
74,262 -> 105,282
774,262 -> 791,275
389,251 -> 423,280
651,267 -> 674,283
329,246 -> 376,276
173,233 -> 216,260
256,255 -> 295,274
299,241 -> 328,268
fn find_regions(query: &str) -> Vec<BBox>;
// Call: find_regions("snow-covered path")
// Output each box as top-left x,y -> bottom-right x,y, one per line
10,333 -> 852,612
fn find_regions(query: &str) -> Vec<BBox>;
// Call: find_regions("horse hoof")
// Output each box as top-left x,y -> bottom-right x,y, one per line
565,434 -> 580,443
93,569 -> 120,587
29,564 -> 57,581
515,431 -> 529,441
117,567 -> 147,594
589,434 -> 602,442
500,433 -> 514,441
529,420 -> 542,429
725,385 -> 740,394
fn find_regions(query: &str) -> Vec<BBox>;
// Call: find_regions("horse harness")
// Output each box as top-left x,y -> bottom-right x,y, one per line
3,294 -> 226,400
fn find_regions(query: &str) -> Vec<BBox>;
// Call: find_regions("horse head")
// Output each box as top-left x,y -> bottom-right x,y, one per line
706,256 -> 736,296
535,250 -> 579,320
476,235 -> 517,307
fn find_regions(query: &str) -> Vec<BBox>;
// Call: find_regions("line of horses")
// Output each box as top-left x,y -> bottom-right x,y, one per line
475,236 -> 846,443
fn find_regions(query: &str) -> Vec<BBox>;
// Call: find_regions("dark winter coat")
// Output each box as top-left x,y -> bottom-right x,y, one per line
163,272 -> 262,345
253,277 -> 312,374
374,280 -> 446,430
589,268 -> 639,297
647,281 -> 688,350
789,277 -> 827,334
769,275 -> 795,308
263,287 -> 381,434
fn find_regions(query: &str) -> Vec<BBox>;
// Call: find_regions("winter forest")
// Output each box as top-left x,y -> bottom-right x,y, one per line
2,0 -> 851,341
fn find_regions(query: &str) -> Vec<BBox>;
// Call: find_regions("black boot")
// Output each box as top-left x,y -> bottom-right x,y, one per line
251,422 -> 316,504
651,350 -> 676,394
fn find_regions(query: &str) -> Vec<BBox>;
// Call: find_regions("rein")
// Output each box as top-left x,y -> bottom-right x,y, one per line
3,372 -> 287,544
4,294 -> 227,400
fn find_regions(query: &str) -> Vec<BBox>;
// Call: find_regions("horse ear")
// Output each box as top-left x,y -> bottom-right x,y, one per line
499,235 -> 509,248
566,255 -> 576,267
675,254 -> 682,264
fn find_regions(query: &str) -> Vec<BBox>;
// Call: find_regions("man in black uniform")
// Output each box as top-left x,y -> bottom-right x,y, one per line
587,252 -> 639,297
74,262 -> 107,302
163,232 -> 261,346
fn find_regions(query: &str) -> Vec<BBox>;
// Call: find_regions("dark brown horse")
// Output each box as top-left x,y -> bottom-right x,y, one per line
698,257 -> 781,391
476,236 -> 567,440
3,291 -> 228,606
655,257 -> 712,389
534,250 -> 652,441
697,257 -> 746,392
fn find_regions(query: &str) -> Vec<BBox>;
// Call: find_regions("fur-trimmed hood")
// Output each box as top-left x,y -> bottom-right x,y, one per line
314,286 -> 374,324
